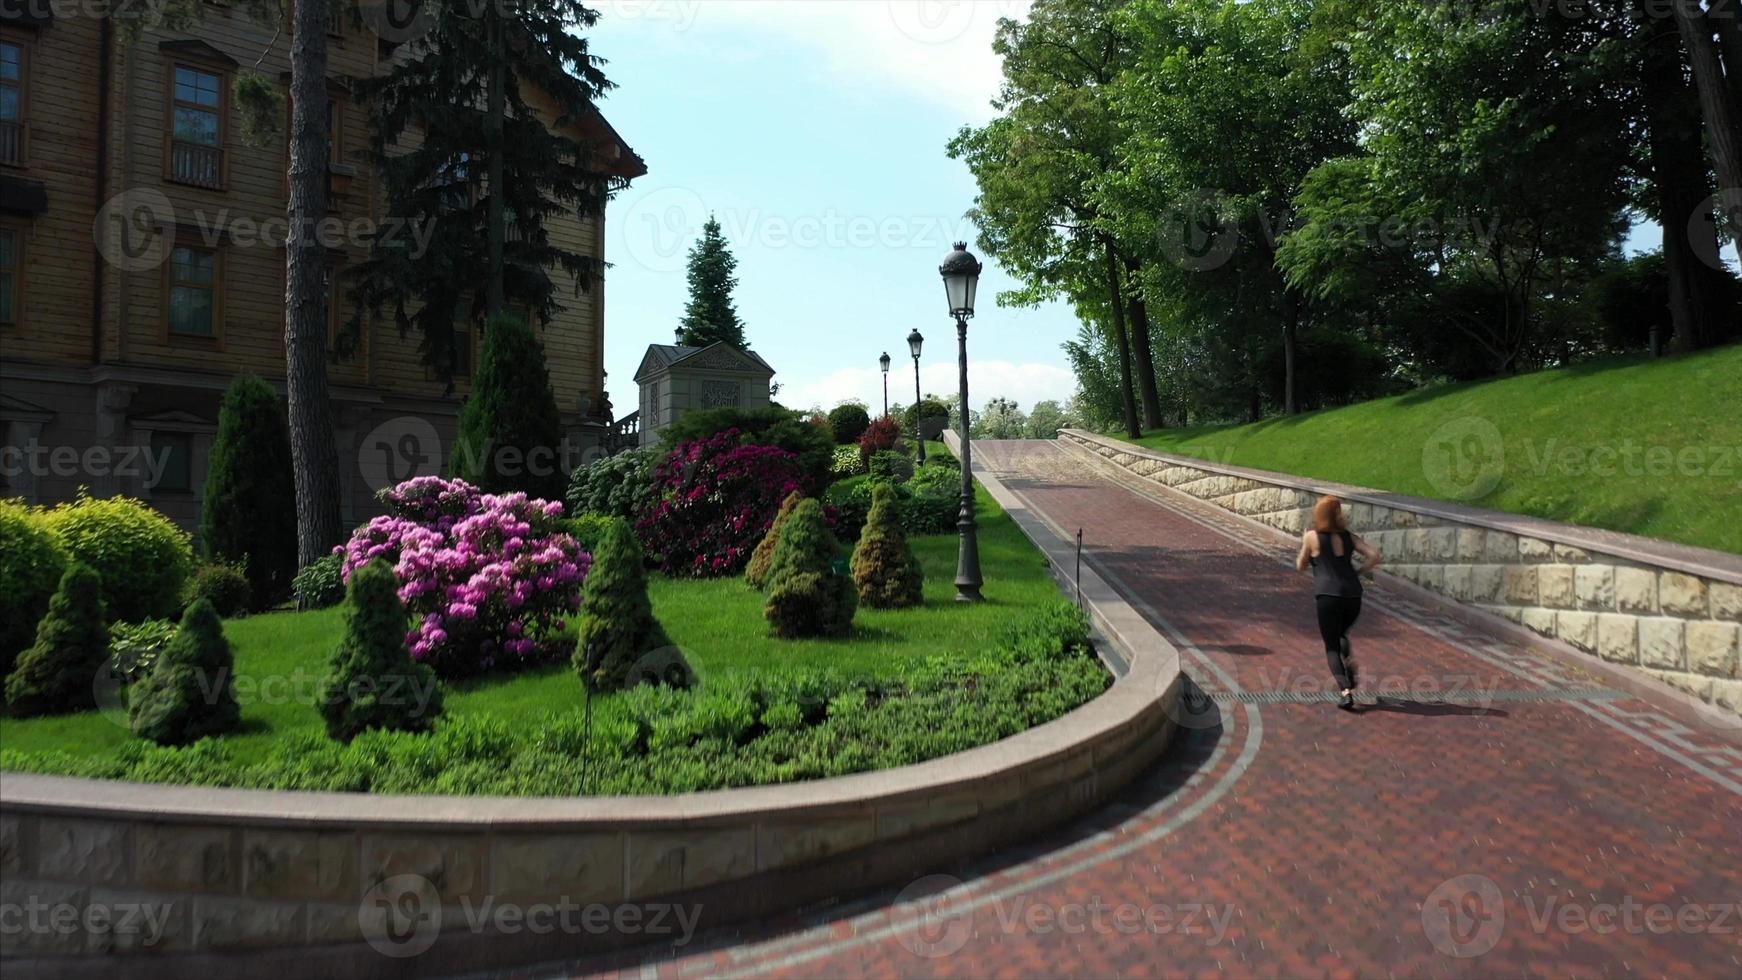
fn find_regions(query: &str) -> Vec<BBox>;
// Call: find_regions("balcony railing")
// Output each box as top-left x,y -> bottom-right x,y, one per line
0,121 -> 22,166
169,140 -> 223,189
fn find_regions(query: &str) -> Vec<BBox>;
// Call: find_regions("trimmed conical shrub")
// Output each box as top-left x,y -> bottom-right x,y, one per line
745,491 -> 804,592
128,598 -> 241,745
575,518 -> 686,691
851,482 -> 924,609
202,374 -> 298,608
319,560 -> 444,741
4,563 -> 109,717
764,499 -> 857,638
451,312 -> 566,501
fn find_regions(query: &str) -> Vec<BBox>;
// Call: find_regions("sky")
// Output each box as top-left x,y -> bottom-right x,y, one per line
588,0 -> 1075,419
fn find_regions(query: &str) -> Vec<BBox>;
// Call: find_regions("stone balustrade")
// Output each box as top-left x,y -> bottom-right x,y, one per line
1058,429 -> 1742,720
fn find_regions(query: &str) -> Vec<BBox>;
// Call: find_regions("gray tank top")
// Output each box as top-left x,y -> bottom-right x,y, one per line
1311,530 -> 1364,598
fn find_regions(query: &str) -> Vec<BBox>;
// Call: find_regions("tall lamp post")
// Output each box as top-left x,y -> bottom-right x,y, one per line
907,329 -> 925,463
940,242 -> 983,602
879,352 -> 891,416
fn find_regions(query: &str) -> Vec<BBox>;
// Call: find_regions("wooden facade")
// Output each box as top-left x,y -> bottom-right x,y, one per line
0,5 -> 645,533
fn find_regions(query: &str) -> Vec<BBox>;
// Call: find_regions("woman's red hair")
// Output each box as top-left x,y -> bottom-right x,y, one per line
1312,495 -> 1345,534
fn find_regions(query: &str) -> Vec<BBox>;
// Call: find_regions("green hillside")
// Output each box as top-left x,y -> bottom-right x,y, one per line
1118,345 -> 1742,555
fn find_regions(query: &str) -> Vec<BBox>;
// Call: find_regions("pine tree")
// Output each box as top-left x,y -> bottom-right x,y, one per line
349,0 -> 620,382
4,564 -> 109,717
319,560 -> 443,741
128,598 -> 242,745
851,483 -> 924,609
764,499 -> 857,638
451,313 -> 567,500
575,518 -> 686,691
745,491 -> 804,592
677,217 -> 747,349
202,374 -> 298,608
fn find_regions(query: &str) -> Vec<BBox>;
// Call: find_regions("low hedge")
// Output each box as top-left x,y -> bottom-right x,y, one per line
0,604 -> 1107,796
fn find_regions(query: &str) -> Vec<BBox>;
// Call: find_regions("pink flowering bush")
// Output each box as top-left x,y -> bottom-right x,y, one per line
339,476 -> 589,677
636,429 -> 808,577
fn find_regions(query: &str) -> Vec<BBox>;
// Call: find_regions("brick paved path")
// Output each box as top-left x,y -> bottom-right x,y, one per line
539,441 -> 1742,980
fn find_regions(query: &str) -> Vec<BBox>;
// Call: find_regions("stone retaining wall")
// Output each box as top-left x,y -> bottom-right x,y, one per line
1059,429 -> 1742,719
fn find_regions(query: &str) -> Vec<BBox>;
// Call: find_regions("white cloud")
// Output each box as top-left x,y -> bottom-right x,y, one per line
780,358 -> 1075,415
639,0 -> 1027,120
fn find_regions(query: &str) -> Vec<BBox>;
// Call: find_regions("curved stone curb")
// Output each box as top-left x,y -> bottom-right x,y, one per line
1058,429 -> 1741,722
0,449 -> 1182,980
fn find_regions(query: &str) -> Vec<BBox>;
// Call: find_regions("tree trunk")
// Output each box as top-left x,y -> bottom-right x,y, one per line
1102,238 -> 1140,438
1282,289 -> 1300,415
1122,259 -> 1163,430
1640,7 -> 1727,351
485,12 -> 507,316
1709,0 -> 1742,107
286,0 -> 342,566
1674,0 -> 1742,269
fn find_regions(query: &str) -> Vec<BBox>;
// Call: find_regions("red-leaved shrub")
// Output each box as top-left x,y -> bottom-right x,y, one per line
857,415 -> 903,464
636,429 -> 808,577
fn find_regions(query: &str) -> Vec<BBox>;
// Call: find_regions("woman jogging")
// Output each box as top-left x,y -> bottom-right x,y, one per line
1295,495 -> 1382,711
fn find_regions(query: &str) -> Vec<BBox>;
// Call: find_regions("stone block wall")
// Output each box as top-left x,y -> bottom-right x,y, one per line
1059,430 -> 1742,719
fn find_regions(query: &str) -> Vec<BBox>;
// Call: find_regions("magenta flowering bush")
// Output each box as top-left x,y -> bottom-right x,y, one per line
636,429 -> 808,577
340,476 -> 589,677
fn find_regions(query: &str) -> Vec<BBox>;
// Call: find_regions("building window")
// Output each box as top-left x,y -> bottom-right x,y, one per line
150,431 -> 194,494
0,41 -> 24,166
168,65 -> 224,189
0,226 -> 20,325
167,244 -> 219,338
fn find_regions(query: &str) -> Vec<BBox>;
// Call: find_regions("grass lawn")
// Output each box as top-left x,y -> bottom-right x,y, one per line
0,479 -> 1086,791
1116,345 -> 1742,554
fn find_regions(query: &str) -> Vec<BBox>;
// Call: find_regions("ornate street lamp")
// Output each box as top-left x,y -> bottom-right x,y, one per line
907,328 -> 925,464
939,242 -> 983,602
879,351 -> 891,416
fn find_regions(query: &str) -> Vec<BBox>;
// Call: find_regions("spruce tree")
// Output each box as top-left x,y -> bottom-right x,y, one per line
349,0 -> 620,382
4,564 -> 109,717
851,483 -> 925,609
745,491 -> 804,592
202,374 -> 298,608
128,598 -> 242,745
677,217 -> 747,349
574,518 -> 685,691
319,560 -> 443,741
452,312 -> 567,500
764,499 -> 857,638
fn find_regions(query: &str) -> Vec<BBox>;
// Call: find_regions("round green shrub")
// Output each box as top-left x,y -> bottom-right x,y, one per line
822,475 -> 877,534
202,374 -> 297,609
128,598 -> 241,746
574,518 -> 686,691
868,450 -> 914,483
44,492 -> 192,623
185,561 -> 252,618
851,483 -> 924,608
109,619 -> 177,686
565,446 -> 659,521
904,398 -> 952,441
4,563 -> 109,717
830,444 -> 865,477
746,491 -> 804,592
560,513 -> 617,552
291,554 -> 346,609
827,403 -> 871,444
0,500 -> 66,679
764,499 -> 856,638
319,559 -> 444,742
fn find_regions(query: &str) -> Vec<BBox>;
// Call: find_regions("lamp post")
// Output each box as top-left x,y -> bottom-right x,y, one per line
907,328 -> 925,464
939,242 -> 983,603
879,352 -> 891,417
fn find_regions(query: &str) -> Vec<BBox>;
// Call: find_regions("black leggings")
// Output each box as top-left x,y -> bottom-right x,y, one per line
1316,595 -> 1363,690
